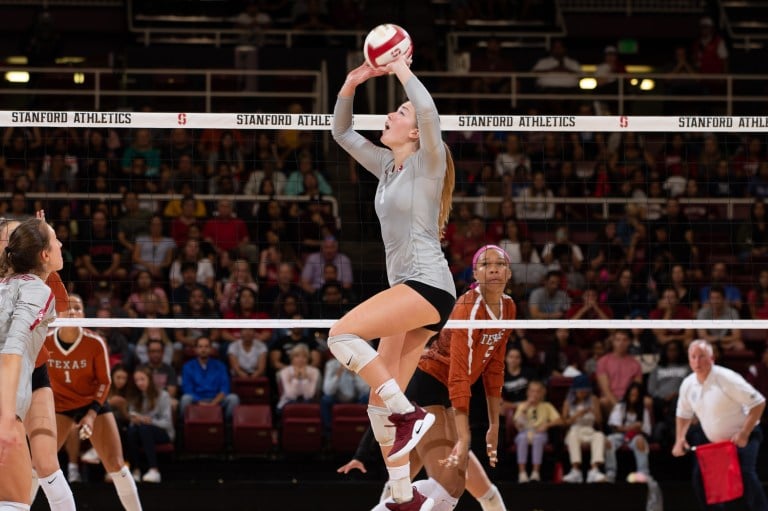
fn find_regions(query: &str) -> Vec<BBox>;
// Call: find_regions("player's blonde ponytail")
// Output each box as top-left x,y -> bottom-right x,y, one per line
438,142 -> 455,239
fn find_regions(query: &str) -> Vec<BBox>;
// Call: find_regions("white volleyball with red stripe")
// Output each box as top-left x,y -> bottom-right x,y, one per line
364,24 -> 412,68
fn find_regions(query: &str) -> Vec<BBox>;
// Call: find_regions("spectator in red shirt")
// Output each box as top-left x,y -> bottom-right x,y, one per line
202,198 -> 259,263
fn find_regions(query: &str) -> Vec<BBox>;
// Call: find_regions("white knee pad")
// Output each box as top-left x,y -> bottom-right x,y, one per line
368,405 -> 395,447
327,334 -> 378,373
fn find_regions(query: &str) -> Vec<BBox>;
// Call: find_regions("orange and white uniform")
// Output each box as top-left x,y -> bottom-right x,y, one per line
418,288 -> 516,414
35,271 -> 69,369
45,327 -> 111,413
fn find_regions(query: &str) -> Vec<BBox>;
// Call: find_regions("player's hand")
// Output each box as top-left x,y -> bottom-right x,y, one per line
345,62 -> 387,87
485,426 -> 499,467
35,210 -> 46,221
337,458 -> 366,474
439,439 -> 469,470
382,47 -> 413,74
78,416 -> 95,440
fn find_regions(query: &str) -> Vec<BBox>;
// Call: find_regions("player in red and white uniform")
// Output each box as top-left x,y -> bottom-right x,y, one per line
375,245 -> 515,511
46,295 -> 142,511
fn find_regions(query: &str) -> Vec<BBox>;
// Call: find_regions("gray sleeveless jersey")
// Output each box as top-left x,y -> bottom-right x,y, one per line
0,274 -> 56,418
332,76 -> 455,297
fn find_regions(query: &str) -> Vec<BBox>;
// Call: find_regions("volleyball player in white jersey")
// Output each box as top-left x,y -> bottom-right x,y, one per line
1,215 -> 76,511
0,217 -> 62,511
330,51 -> 457,511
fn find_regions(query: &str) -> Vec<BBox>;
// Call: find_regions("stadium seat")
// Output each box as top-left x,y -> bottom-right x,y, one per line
720,349 -> 756,377
183,404 -> 225,454
547,375 -> 574,411
232,404 -> 273,456
281,403 -> 323,454
330,403 -> 369,454
232,376 -> 271,405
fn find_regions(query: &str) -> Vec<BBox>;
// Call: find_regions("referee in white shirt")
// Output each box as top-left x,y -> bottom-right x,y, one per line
673,339 -> 768,510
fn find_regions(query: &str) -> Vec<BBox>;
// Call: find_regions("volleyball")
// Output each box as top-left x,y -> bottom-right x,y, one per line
363,24 -> 412,68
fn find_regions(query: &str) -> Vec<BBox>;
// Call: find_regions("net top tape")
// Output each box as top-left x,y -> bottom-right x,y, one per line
51,318 -> 768,329
4,112 -> 768,132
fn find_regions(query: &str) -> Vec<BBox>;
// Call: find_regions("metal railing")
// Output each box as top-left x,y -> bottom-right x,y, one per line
0,66 -> 327,114
559,0 -> 707,15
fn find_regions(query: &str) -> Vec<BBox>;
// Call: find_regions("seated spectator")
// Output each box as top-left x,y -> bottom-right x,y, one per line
107,364 -> 132,428
257,229 -> 298,292
284,153 -> 332,196
562,374 -> 607,483
269,323 -> 323,376
169,239 -> 215,290
124,270 -> 170,318
499,220 -> 540,265
134,324 -> 173,364
169,196 -> 205,247
320,357 -> 369,435
596,330 -> 643,418
261,262 -> 309,316
228,327 -> 269,379
207,130 -> 244,178
202,198 -> 259,263
276,343 -> 322,413
696,285 -> 745,351
669,263 -> 700,314
140,338 -> 179,413
243,161 -> 287,197
170,261 -> 215,316
650,288 -> 694,346
121,128 -> 160,177
501,346 -> 537,413
516,171 -> 555,221
125,367 -> 174,483
737,199 -> 768,263
528,271 -> 571,320
509,240 -> 547,302
541,226 -> 584,269
300,236 -> 353,295
132,214 -> 176,281
699,261 -> 742,310
647,340 -> 689,446
217,258 -> 260,315
542,328 -> 584,376
173,287 -> 221,357
531,39 -> 580,91
513,380 -> 563,483
180,337 -> 240,420
222,287 -> 271,343
75,209 -> 127,291
583,339 -> 607,377
604,268 -> 646,320
747,269 -> 768,320
117,191 -> 153,264
605,382 -> 653,483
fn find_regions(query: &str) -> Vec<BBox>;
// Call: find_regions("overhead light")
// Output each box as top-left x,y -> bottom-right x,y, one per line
56,56 -> 86,65
579,77 -> 597,90
6,56 -> 28,65
580,65 -> 597,73
626,65 -> 653,73
5,71 -> 29,83
639,79 -> 655,91
630,78 -> 639,86
73,72 -> 85,84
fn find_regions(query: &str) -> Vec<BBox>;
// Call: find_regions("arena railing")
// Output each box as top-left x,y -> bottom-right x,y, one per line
3,65 -> 764,117
0,66 -> 327,113
558,0 -> 707,15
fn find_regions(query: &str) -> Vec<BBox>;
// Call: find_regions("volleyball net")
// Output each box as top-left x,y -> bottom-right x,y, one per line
2,110 -> 768,356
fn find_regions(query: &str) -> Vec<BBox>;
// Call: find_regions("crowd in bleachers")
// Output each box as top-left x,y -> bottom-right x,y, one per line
3,114 -> 768,483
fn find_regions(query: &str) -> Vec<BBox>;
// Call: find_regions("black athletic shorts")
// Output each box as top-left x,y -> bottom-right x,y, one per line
403,280 -> 456,332
31,364 -> 51,391
59,401 -> 112,422
405,368 -> 451,409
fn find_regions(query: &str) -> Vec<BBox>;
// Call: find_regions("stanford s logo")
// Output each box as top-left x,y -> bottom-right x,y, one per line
178,113 -> 187,125
619,116 -> 628,128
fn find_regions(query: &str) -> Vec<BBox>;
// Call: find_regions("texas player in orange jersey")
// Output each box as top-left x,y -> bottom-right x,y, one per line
374,245 -> 514,511
1,214 -> 77,510
46,295 -> 142,511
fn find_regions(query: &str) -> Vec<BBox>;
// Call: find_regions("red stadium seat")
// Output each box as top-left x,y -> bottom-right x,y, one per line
330,403 -> 369,454
720,349 -> 756,377
281,403 -> 323,454
233,404 -> 273,456
547,375 -> 574,411
232,376 -> 271,405
183,404 -> 225,454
